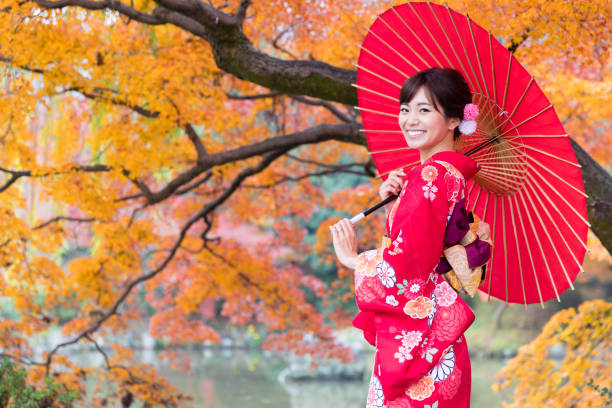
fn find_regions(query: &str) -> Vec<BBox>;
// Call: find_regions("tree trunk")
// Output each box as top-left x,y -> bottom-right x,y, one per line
570,138 -> 612,255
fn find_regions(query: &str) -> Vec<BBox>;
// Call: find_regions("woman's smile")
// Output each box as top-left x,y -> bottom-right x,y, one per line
405,130 -> 426,136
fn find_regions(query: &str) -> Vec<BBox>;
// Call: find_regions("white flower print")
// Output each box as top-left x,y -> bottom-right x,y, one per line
394,346 -> 414,363
398,330 -> 422,348
393,330 -> 422,363
430,346 -> 456,382
434,281 -> 458,307
366,374 -> 385,408
385,295 -> 399,306
423,182 -> 438,201
409,283 -> 421,294
376,261 -> 396,288
389,230 -> 403,256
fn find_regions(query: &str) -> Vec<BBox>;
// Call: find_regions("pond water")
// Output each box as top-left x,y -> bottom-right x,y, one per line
87,348 -> 512,407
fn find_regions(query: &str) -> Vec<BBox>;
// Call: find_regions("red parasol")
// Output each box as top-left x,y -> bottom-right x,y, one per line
355,1 -> 589,306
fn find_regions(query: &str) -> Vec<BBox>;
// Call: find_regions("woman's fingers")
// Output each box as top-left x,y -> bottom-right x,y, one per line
338,219 -> 354,238
329,219 -> 359,269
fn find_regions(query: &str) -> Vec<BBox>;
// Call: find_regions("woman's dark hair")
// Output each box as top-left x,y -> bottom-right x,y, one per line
399,68 -> 472,140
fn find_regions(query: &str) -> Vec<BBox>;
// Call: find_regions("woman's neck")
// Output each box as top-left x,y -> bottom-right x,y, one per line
419,137 -> 456,163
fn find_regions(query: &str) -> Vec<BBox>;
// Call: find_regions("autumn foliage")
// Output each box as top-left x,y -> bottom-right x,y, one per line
0,0 -> 610,406
494,300 -> 612,407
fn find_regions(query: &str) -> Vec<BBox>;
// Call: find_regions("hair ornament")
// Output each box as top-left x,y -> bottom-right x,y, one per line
459,103 -> 479,135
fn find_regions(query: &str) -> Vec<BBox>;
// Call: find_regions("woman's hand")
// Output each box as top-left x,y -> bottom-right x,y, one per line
379,168 -> 405,211
330,218 -> 359,269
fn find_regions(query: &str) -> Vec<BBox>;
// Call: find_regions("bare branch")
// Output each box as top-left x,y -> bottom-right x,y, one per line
203,123 -> 363,166
242,166 -> 370,189
286,153 -> 376,177
65,87 -> 159,118
33,216 -> 97,230
196,148 -> 290,230
184,123 -> 207,161
290,94 -> 355,123
271,27 -> 298,60
85,335 -> 111,370
121,169 -> 155,202
175,170 -> 213,195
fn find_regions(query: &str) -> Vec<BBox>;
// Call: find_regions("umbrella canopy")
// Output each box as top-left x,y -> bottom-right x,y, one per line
356,1 -> 589,306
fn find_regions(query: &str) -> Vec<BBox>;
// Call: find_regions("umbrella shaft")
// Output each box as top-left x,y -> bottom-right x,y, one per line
350,194 -> 397,224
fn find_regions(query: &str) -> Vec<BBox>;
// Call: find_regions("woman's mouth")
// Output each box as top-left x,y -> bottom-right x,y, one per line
405,130 -> 426,136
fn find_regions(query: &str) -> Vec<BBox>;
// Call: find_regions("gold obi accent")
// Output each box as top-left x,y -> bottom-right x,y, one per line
443,214 -> 491,297
381,235 -> 392,249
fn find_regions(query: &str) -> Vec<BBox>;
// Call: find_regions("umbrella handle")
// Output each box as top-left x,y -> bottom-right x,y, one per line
350,194 -> 398,224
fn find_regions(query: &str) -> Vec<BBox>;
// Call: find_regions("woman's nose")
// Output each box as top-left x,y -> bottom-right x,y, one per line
404,112 -> 418,125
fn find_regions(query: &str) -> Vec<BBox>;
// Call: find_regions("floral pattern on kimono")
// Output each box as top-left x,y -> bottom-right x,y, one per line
354,151 -> 480,407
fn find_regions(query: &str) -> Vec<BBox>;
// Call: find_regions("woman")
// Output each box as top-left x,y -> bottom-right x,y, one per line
330,68 -> 490,407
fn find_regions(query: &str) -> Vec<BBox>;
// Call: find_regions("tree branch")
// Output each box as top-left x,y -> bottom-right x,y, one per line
0,165 -> 111,193
290,94 -> 355,123
184,123 -> 207,161
235,0 -> 250,24
85,335 -> 111,370
42,147 -> 292,374
225,91 -> 281,100
271,26 -> 298,60
570,137 -> 612,254
65,87 -> 159,118
0,55 -> 45,74
33,216 -> 96,230
32,0 -> 163,25
175,171 -> 213,195
31,0 -> 356,104
242,166 -> 370,189
121,123 -> 363,206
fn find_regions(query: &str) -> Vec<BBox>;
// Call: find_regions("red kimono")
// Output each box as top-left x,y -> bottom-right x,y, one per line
353,151 -> 483,408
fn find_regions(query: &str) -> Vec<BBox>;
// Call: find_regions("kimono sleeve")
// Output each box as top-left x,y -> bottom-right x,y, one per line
374,164 -> 474,401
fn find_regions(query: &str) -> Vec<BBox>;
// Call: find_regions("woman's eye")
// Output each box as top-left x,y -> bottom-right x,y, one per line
420,108 -> 430,113
400,107 -> 409,113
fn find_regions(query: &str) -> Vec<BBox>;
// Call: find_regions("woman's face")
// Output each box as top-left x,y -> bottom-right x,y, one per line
398,87 -> 459,156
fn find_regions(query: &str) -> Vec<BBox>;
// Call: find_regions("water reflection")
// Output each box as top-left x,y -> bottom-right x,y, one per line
74,348 -> 509,407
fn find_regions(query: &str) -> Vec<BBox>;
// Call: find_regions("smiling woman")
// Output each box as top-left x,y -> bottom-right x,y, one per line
330,68 -> 492,408
398,68 -> 472,162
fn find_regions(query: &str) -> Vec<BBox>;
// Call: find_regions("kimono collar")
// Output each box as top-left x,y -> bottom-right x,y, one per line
427,151 -> 480,180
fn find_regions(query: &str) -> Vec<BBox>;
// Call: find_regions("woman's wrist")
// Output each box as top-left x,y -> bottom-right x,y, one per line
343,253 -> 359,270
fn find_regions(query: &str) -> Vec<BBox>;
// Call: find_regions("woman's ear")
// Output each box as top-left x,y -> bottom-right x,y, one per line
448,117 -> 460,131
